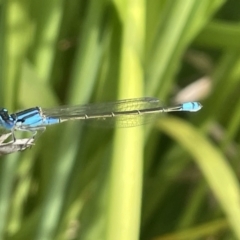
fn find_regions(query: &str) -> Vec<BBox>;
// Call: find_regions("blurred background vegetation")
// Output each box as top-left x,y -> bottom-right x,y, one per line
0,0 -> 240,239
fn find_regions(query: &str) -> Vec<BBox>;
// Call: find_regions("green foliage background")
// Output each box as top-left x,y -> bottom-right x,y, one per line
0,0 -> 240,239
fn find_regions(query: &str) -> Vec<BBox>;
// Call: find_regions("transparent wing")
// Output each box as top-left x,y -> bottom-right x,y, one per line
42,97 -> 160,116
42,97 -> 163,128
86,114 -> 158,128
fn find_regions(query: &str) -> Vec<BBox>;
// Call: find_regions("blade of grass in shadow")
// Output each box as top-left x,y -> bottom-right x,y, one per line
19,61 -> 58,107
0,1 -> 31,239
30,0 -> 65,82
152,219 -> 228,240
34,1 -> 109,239
146,0 -> 225,99
175,180 -> 210,230
141,146 -> 191,230
53,7 -> 124,239
195,20 -> 240,50
7,150 -> 36,235
222,93 -> 240,151
0,156 -> 18,239
157,116 -> 240,239
197,51 -> 240,126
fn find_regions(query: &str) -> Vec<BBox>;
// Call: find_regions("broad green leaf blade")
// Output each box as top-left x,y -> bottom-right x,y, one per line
106,1 -> 145,240
157,117 -> 240,239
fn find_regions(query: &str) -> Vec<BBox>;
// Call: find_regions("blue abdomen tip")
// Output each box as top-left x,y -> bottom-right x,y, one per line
182,102 -> 202,112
